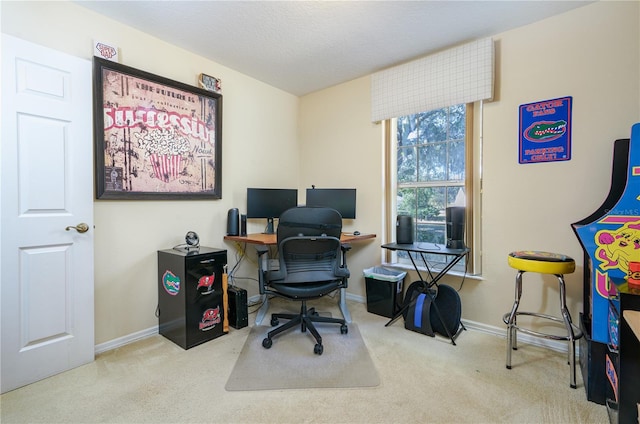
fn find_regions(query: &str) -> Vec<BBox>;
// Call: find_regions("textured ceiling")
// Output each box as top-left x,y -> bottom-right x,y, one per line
76,1 -> 593,96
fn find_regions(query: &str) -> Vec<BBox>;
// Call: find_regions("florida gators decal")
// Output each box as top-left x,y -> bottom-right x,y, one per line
524,120 -> 567,142
518,96 -> 572,164
162,270 -> 180,295
199,306 -> 221,330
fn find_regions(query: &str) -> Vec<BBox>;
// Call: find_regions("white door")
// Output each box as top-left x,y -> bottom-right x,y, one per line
1,35 -> 94,393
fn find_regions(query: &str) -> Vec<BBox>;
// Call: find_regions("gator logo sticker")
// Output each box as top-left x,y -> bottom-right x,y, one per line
199,306 -> 221,330
523,120 -> 567,142
162,270 -> 180,296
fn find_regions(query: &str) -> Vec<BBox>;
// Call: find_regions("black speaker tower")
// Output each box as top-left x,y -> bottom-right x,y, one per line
446,206 -> 465,249
227,208 -> 239,236
396,215 -> 413,244
240,214 -> 247,236
227,286 -> 248,329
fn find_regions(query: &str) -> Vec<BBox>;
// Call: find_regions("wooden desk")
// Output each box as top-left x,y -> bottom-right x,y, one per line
223,232 -> 376,324
624,310 -> 640,340
224,232 -> 376,246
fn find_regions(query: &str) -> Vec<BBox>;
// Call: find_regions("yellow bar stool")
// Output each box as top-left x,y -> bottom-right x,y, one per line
502,250 -> 584,388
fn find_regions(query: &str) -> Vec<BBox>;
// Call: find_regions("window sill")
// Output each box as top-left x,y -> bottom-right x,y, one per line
380,261 -> 484,281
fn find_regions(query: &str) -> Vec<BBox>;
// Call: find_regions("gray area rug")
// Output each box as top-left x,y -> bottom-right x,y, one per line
225,322 -> 379,391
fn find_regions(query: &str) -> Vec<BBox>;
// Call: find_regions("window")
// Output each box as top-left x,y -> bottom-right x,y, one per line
386,103 -> 475,273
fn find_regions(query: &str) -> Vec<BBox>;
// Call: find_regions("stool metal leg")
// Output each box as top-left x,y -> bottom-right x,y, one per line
556,274 -> 577,389
505,270 -> 524,370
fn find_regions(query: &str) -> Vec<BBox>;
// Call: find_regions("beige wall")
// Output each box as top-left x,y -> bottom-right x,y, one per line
298,77 -> 384,301
3,1 -> 639,345
478,0 -> 639,328
2,1 -> 300,345
298,1 -> 640,329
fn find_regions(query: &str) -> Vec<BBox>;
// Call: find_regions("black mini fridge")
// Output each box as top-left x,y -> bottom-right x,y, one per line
157,247 -> 227,349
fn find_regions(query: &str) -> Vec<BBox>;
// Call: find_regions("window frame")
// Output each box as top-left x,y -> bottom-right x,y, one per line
384,103 -> 480,276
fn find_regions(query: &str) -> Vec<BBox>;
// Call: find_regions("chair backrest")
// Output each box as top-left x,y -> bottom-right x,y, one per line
277,206 -> 342,240
271,207 -> 347,284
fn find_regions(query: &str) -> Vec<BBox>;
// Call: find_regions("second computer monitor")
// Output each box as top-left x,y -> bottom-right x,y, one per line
305,188 -> 356,219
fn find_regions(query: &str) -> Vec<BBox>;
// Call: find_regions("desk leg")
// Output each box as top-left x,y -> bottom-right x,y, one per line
255,295 -> 269,326
255,250 -> 271,326
338,288 -> 352,323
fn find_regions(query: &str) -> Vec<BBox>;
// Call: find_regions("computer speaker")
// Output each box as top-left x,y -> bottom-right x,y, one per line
227,208 -> 239,236
396,215 -> 413,244
240,214 -> 247,236
446,206 -> 465,249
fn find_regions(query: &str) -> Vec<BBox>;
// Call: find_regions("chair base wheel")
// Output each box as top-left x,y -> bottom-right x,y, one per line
314,343 -> 323,355
340,324 -> 348,334
262,338 -> 272,349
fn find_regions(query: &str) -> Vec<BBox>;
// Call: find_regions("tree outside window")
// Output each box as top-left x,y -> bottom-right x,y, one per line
395,104 -> 467,268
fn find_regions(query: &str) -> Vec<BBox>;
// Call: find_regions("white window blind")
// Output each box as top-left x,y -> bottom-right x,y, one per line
371,38 -> 494,122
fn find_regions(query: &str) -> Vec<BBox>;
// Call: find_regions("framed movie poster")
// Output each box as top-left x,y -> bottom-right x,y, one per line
518,96 -> 572,164
93,57 -> 222,200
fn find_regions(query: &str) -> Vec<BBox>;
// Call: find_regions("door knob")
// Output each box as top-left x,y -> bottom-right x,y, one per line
65,223 -> 89,233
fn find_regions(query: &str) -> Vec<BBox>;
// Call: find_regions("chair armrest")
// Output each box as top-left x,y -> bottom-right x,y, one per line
340,243 -> 351,270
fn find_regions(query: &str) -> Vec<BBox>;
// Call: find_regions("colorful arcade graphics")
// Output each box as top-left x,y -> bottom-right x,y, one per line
572,123 -> 640,404
573,123 -> 640,344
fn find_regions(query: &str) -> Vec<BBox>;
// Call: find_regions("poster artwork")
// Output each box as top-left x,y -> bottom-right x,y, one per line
518,96 -> 572,164
101,69 -> 217,194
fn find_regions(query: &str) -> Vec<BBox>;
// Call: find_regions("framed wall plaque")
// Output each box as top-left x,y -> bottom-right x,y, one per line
93,57 -> 222,200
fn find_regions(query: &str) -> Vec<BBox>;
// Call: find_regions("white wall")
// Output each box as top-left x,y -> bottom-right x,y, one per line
298,1 -> 640,328
2,1 -> 300,345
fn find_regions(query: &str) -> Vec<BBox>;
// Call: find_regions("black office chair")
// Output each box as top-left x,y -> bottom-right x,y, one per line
257,206 -> 350,355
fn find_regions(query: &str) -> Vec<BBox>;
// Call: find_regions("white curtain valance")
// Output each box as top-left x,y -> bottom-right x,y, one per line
371,38 -> 494,122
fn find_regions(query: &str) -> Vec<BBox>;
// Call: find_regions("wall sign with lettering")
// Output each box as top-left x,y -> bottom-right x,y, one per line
518,96 -> 572,164
93,57 -> 222,200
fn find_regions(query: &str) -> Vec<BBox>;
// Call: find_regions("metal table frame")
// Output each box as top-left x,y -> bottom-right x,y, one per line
381,242 -> 469,345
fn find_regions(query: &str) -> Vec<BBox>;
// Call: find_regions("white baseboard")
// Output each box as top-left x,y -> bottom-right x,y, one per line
344,292 -> 576,355
95,326 -> 158,355
461,319 -> 575,354
97,295 -> 575,356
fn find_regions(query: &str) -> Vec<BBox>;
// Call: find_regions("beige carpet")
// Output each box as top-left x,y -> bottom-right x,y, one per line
0,299 -> 608,423
225,322 -> 379,391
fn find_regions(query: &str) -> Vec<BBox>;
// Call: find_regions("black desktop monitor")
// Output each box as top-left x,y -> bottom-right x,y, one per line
246,188 -> 298,234
305,188 -> 356,219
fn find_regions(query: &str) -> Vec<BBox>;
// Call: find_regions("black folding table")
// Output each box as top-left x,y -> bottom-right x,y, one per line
381,242 -> 469,344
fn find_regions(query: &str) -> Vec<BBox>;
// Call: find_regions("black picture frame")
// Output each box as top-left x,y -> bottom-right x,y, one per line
93,57 -> 222,200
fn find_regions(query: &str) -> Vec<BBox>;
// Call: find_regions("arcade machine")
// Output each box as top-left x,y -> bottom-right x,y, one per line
572,123 -> 640,422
